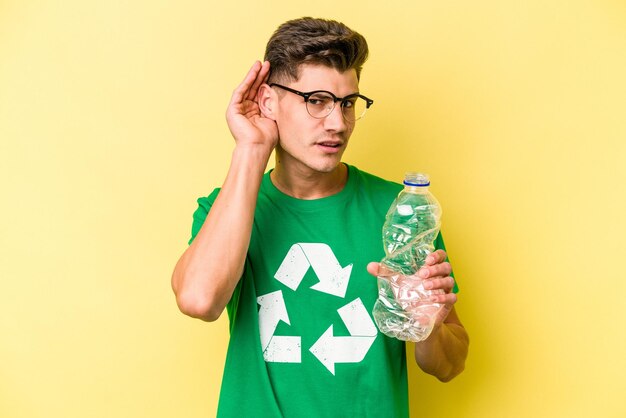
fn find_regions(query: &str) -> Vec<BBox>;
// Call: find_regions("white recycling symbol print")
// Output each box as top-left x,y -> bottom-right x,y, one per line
257,243 -> 377,375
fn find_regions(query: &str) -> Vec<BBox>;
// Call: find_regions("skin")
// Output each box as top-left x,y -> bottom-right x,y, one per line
171,60 -> 469,382
367,251 -> 469,382
258,63 -> 358,198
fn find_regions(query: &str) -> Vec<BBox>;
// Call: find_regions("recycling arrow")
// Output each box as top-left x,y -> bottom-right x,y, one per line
257,291 -> 301,363
259,244 -> 378,373
309,298 -> 377,375
274,243 -> 353,298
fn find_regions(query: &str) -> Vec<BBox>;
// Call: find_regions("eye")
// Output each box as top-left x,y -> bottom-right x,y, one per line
308,93 -> 333,107
342,98 -> 357,109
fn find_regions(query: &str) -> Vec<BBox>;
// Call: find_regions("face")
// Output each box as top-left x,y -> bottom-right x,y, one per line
270,64 -> 360,175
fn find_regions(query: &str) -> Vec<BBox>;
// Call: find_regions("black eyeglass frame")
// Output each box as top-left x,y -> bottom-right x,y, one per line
269,83 -> 374,121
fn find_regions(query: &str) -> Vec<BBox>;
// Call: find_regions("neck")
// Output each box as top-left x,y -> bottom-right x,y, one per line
270,161 -> 348,200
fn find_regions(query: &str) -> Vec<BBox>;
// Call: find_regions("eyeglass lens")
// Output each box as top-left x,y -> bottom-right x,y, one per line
306,92 -> 368,121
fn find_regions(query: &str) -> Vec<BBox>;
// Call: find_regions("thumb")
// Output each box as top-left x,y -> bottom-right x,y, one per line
366,262 -> 380,277
435,303 -> 453,326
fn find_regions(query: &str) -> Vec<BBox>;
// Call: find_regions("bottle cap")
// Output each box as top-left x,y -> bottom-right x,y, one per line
403,172 -> 430,186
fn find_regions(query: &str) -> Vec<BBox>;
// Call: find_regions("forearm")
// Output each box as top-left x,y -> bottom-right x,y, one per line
413,309 -> 469,382
172,144 -> 272,321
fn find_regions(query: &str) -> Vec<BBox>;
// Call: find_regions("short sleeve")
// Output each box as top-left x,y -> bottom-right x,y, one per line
186,187 -> 242,327
188,188 -> 221,245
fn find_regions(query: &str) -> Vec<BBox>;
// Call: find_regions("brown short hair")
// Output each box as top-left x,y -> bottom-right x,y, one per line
264,17 -> 369,83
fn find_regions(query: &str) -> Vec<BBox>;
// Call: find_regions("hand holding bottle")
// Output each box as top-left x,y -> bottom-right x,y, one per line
371,173 -> 455,342
368,250 -> 457,326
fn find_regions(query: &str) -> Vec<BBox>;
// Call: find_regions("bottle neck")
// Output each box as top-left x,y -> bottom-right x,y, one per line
403,185 -> 429,194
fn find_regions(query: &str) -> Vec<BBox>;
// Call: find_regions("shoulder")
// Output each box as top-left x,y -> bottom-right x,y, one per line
188,188 -> 221,244
349,165 -> 402,198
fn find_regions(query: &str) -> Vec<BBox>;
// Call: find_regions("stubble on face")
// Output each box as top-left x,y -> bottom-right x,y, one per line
273,65 -> 359,176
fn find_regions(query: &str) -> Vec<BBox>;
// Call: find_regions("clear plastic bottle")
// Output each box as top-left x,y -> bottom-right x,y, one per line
372,172 -> 444,342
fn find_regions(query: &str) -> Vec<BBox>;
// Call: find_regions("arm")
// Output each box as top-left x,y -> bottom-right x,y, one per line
367,249 -> 469,382
171,61 -> 278,322
412,250 -> 469,382
413,306 -> 468,382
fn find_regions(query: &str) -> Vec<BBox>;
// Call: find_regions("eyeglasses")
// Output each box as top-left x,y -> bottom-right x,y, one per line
269,83 -> 374,122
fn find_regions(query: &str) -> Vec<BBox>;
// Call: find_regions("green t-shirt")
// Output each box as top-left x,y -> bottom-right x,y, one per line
189,164 -> 454,418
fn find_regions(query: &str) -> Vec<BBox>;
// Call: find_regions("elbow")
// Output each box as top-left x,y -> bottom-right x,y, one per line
171,257 -> 235,322
420,360 -> 465,383
418,332 -> 469,383
436,340 -> 469,383
436,362 -> 466,383
175,290 -> 223,322
172,271 -> 224,322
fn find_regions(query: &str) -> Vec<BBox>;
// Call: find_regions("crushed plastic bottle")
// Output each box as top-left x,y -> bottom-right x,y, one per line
372,172 -> 444,342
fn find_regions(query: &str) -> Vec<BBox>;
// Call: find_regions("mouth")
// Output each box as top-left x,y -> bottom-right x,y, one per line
315,141 -> 344,154
318,141 -> 342,148
316,139 -> 344,148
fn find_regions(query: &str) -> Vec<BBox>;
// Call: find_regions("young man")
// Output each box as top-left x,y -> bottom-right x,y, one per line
172,17 -> 469,417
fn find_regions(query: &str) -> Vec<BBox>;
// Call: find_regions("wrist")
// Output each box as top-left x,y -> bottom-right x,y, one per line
233,142 -> 273,159
231,144 -> 273,176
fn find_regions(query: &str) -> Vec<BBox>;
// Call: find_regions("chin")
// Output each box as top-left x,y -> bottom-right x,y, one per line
311,159 -> 344,174
277,144 -> 346,174
315,165 -> 340,174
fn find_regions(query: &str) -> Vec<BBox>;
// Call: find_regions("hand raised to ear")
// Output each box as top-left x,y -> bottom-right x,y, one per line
226,61 -> 278,151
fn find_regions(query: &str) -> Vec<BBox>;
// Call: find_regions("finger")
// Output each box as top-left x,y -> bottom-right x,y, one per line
366,262 -> 380,277
418,261 -> 451,279
229,61 -> 262,107
247,61 -> 270,101
423,276 -> 455,292
261,60 -> 271,84
435,301 -> 454,323
429,291 -> 457,305
425,249 -> 447,266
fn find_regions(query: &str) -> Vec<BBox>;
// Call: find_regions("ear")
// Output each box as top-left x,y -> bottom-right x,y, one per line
257,84 -> 277,120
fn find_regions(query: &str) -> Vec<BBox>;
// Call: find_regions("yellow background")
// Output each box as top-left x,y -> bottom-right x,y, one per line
1,1 -> 625,417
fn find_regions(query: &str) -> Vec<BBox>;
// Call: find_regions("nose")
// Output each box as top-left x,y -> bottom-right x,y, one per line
323,102 -> 350,132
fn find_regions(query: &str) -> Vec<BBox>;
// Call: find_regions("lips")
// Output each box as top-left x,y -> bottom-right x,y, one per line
318,141 -> 342,148
315,141 -> 344,154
